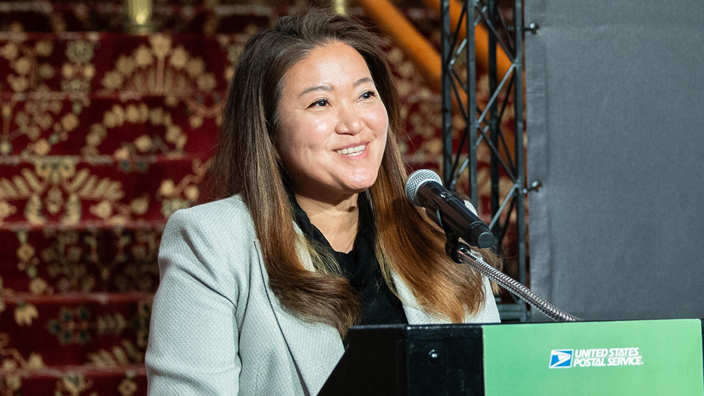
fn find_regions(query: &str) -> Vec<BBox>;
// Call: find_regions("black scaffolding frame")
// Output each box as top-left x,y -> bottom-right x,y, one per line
440,0 -> 528,321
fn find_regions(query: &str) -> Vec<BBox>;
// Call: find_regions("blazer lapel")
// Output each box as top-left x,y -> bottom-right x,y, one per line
254,241 -> 345,396
392,272 -> 501,324
391,272 -> 451,325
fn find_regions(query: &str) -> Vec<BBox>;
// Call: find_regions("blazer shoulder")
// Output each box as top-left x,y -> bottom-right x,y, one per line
159,195 -> 259,286
164,195 -> 256,240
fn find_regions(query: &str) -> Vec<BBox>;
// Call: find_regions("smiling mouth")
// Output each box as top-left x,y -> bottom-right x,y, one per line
336,144 -> 366,156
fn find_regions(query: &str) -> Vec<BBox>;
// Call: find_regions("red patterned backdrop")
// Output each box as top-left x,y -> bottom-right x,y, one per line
0,1 -> 516,395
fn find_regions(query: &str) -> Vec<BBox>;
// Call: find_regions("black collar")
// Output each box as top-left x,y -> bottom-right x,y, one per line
286,188 -> 374,255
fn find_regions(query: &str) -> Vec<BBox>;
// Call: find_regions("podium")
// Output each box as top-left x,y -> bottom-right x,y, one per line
319,319 -> 704,396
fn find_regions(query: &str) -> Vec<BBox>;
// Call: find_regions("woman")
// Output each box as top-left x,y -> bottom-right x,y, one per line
146,10 -> 501,396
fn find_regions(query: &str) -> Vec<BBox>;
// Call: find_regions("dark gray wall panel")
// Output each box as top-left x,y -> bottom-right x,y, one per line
525,0 -> 704,320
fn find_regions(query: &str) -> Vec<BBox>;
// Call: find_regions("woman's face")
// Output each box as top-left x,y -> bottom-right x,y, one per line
275,42 -> 389,202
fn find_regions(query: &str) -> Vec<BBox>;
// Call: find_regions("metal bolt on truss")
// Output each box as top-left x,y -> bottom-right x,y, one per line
440,0 -> 528,321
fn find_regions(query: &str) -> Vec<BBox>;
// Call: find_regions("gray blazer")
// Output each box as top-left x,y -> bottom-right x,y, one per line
146,195 -> 499,396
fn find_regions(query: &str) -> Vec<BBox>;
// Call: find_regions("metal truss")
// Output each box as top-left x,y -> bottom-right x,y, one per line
440,0 -> 528,321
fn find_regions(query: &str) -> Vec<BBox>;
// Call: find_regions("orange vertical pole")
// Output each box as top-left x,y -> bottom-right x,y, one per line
355,0 -> 443,92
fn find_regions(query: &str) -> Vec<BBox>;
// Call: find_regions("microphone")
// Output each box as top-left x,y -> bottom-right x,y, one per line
405,169 -> 495,248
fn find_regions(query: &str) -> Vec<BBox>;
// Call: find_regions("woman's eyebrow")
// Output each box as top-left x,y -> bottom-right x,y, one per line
354,77 -> 374,87
298,84 -> 332,98
298,77 -> 374,98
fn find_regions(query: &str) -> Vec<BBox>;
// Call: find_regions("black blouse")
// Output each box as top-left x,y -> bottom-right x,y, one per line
289,192 -> 408,326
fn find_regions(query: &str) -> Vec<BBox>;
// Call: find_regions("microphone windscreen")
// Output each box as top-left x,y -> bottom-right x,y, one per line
405,169 -> 442,205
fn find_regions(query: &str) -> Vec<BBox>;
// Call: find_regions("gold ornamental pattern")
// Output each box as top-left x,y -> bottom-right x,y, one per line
0,157 -> 129,226
100,34 -> 217,98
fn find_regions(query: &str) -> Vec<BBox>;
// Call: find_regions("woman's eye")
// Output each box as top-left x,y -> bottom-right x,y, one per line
360,91 -> 376,100
309,99 -> 329,108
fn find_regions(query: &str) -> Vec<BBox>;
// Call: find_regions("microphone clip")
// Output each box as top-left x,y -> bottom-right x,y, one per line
426,204 -> 464,263
443,231 -> 465,264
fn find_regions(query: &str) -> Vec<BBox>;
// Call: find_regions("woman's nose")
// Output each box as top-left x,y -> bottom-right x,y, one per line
335,105 -> 364,134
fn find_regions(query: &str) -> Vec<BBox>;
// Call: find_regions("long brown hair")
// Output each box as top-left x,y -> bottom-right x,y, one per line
209,10 -> 500,336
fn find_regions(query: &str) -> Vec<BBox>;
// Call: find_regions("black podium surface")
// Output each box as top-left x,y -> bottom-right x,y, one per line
319,324 -> 486,396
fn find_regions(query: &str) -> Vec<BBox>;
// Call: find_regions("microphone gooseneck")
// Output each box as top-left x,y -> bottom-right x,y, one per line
456,247 -> 581,322
405,169 -> 582,322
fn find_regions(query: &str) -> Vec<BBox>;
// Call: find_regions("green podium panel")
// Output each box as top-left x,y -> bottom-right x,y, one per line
483,319 -> 704,395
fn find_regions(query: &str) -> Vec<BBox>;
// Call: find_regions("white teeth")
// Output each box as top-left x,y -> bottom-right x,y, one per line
337,144 -> 366,156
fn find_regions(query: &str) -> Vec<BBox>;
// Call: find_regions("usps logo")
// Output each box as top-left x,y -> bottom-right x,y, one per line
549,350 -> 573,369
